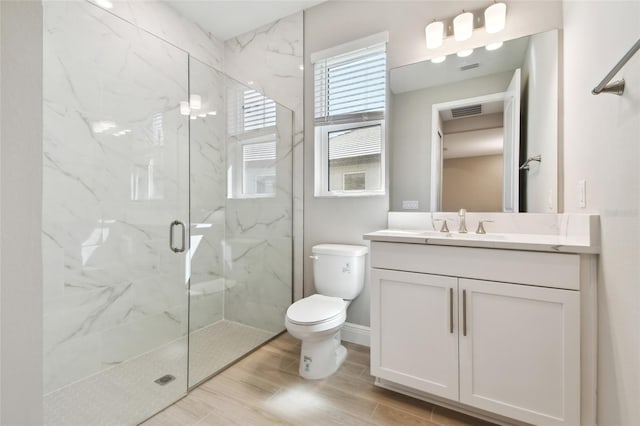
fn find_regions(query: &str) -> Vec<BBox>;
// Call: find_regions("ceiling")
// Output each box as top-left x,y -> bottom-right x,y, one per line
164,0 -> 324,41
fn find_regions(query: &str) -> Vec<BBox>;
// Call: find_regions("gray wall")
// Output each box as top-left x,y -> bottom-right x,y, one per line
304,1 -> 562,326
390,72 -> 512,212
0,1 -> 43,424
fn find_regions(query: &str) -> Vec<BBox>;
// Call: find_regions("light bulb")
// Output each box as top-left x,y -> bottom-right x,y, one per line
425,21 -> 444,49
93,0 -> 113,9
453,12 -> 474,41
189,94 -> 202,110
486,42 -> 503,51
485,2 -> 506,34
457,49 -> 473,58
431,56 -> 447,64
179,101 -> 190,116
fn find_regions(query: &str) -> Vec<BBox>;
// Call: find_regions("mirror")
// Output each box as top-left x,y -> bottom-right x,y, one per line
389,30 -> 559,213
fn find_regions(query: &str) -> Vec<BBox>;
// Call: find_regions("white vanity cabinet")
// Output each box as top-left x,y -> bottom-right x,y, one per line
369,241 -> 593,426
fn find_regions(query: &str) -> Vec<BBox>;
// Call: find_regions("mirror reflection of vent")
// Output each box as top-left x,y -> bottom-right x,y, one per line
451,104 -> 482,118
460,63 -> 479,71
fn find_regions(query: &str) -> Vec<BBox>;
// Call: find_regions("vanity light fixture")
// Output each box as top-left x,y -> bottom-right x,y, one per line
425,21 -> 444,49
425,2 -> 507,60
453,11 -> 473,41
485,2 -> 507,34
92,0 -> 113,9
431,55 -> 447,64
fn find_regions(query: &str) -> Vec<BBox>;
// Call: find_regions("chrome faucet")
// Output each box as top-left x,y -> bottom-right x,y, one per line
458,209 -> 468,233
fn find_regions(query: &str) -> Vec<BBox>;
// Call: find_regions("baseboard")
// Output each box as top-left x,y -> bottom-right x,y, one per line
341,322 -> 370,347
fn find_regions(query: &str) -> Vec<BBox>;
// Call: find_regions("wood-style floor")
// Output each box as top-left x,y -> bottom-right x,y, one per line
143,332 -> 497,426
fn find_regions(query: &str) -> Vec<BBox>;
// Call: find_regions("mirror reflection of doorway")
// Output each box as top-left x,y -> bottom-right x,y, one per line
430,68 -> 521,212
441,109 -> 504,212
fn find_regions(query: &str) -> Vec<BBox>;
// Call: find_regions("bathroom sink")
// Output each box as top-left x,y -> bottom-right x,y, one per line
368,229 -> 506,240
423,231 -> 507,240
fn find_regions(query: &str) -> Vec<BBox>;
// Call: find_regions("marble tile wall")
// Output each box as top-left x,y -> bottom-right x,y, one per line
224,12 -> 304,303
42,0 -> 224,395
223,97 -> 294,332
43,0 -> 297,396
188,58 -> 227,333
100,0 -> 224,71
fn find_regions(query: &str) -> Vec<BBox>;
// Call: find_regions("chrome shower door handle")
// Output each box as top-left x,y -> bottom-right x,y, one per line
169,220 -> 186,253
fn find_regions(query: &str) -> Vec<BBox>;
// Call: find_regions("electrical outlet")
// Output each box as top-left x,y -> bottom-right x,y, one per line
402,200 -> 419,210
578,180 -> 586,208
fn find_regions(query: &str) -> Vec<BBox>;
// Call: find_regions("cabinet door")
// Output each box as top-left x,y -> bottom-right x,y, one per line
458,279 -> 580,426
371,269 -> 458,400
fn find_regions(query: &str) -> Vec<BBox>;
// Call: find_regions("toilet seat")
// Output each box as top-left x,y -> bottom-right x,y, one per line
286,294 -> 345,326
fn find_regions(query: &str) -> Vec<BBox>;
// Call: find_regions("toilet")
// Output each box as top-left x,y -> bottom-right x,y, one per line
285,243 -> 368,379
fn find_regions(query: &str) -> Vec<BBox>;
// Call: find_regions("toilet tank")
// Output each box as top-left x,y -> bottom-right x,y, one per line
311,244 -> 369,300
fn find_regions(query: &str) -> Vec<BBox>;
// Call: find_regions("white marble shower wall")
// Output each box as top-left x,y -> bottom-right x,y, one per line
224,12 -> 304,302
223,90 -> 294,332
42,0 -> 297,394
41,0 -> 223,394
188,58 -> 227,331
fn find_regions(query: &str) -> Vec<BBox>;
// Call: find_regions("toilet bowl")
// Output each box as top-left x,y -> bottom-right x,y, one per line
285,244 -> 368,379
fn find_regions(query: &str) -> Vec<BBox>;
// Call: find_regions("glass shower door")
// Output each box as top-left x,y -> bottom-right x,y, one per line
187,58 -> 293,387
42,2 -> 190,424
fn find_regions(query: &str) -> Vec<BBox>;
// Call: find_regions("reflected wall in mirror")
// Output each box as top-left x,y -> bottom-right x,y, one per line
390,30 -> 559,213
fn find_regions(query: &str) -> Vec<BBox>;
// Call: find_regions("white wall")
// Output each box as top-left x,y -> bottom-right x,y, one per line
521,30 -> 559,213
304,0 -> 562,326
0,1 -> 43,424
562,1 -> 640,424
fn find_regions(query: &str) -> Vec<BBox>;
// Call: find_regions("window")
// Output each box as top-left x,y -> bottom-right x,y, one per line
227,85 -> 278,198
242,140 -> 276,195
343,172 -> 366,191
313,32 -> 388,197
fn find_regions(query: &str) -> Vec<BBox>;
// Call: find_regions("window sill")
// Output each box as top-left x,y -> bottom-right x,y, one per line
314,191 -> 386,199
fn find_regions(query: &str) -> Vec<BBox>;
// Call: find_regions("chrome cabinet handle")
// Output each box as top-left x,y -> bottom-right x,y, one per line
449,288 -> 454,334
462,289 -> 467,337
169,220 -> 186,253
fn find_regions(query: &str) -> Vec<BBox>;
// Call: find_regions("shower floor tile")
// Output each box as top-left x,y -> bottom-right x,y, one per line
189,320 -> 277,387
43,320 -> 277,426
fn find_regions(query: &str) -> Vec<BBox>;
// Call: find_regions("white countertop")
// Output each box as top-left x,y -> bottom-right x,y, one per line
364,213 -> 600,254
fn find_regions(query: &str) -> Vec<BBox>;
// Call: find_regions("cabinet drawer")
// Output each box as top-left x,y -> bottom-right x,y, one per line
370,242 -> 580,290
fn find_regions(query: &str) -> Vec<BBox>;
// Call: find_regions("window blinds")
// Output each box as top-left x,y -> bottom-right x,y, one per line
243,89 -> 276,131
314,42 -> 386,125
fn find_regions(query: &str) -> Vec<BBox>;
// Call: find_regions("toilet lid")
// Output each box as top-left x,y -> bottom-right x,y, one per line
286,294 -> 345,325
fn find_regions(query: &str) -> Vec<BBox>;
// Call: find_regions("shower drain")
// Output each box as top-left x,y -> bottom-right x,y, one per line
154,374 -> 176,386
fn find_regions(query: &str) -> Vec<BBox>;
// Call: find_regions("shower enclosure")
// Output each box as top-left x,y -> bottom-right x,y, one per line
41,2 -> 293,424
